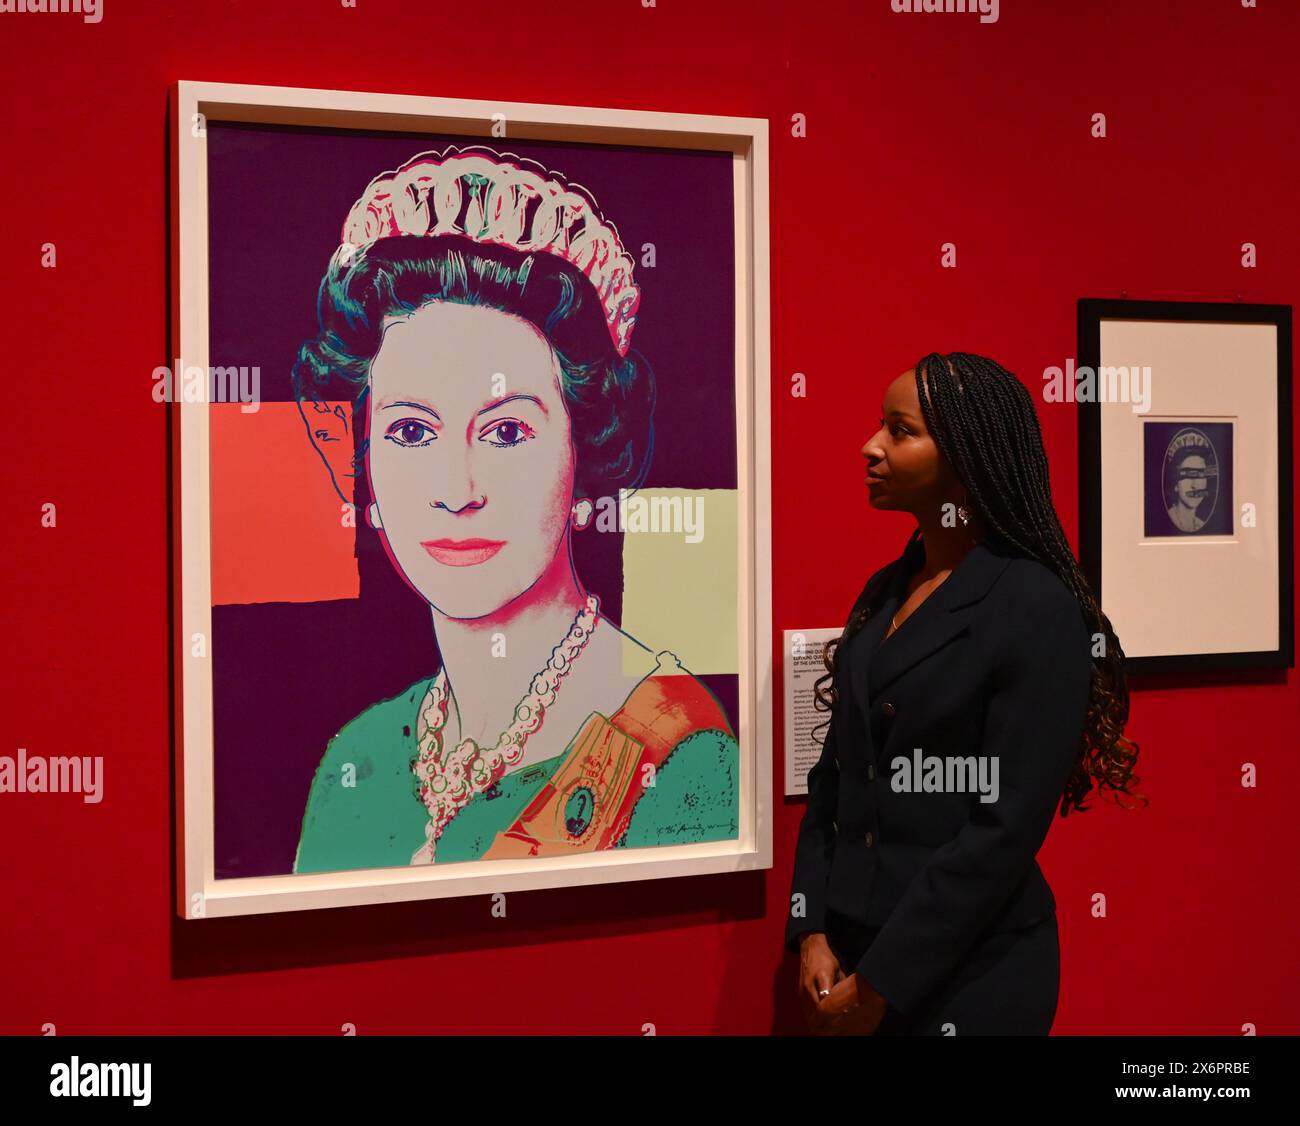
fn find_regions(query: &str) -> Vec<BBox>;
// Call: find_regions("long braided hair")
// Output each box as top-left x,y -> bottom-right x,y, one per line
813,352 -> 1145,815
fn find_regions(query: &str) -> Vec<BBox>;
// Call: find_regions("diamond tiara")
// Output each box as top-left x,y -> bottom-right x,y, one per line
338,144 -> 641,356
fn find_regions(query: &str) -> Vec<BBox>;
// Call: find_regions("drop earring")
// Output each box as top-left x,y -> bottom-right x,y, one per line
366,502 -> 383,530
956,491 -> 973,528
571,498 -> 594,530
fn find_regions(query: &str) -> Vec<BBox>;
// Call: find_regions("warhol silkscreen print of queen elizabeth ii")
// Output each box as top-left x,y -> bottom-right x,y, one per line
203,130 -> 742,878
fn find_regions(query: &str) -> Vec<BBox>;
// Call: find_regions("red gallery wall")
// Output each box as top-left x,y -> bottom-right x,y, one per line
1,0 -> 1296,1035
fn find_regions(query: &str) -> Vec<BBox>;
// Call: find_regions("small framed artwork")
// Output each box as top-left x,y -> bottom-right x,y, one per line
1076,298 -> 1293,675
170,81 -> 772,919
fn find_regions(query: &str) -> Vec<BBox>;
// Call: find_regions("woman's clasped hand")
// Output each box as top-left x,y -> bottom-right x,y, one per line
797,933 -> 889,1035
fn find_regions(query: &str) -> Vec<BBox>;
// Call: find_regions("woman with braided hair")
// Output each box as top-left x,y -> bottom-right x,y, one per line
786,352 -> 1144,1035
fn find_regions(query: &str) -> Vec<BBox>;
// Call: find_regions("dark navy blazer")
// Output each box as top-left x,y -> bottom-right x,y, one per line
785,533 -> 1092,1019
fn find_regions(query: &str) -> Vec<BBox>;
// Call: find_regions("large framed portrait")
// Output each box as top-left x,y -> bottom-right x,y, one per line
170,81 -> 772,919
1076,298 -> 1294,675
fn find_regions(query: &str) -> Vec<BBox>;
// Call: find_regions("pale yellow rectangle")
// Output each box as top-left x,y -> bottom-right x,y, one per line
617,488 -> 738,676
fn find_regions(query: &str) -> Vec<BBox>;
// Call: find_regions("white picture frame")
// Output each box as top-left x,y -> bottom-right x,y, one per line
171,80 -> 772,919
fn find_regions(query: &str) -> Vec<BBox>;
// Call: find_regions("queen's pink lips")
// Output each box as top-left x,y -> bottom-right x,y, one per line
866,468 -> 888,486
420,537 -> 507,566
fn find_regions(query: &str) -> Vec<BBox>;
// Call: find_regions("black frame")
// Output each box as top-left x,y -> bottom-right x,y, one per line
1077,298 -> 1294,675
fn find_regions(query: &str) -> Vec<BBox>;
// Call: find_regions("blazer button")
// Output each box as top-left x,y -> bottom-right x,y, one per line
867,764 -> 875,781
865,831 -> 874,847
882,701 -> 895,717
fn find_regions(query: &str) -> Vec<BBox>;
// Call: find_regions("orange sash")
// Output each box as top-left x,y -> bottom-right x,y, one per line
481,657 -> 733,860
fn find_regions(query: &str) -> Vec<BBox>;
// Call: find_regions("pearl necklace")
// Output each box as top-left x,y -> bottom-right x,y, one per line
409,592 -> 600,864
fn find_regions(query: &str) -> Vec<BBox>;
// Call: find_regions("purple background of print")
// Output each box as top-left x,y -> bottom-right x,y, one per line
206,123 -> 738,878
1142,420 -> 1234,537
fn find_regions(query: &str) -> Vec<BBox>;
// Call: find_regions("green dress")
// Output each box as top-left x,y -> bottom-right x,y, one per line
294,670 -> 739,875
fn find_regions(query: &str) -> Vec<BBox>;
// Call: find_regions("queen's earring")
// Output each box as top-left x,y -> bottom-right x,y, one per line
956,495 -> 971,527
366,502 -> 384,530
571,497 -> 594,530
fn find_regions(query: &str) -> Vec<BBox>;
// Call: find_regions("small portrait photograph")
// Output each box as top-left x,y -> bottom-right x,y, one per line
200,124 -> 745,881
1142,421 -> 1234,537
